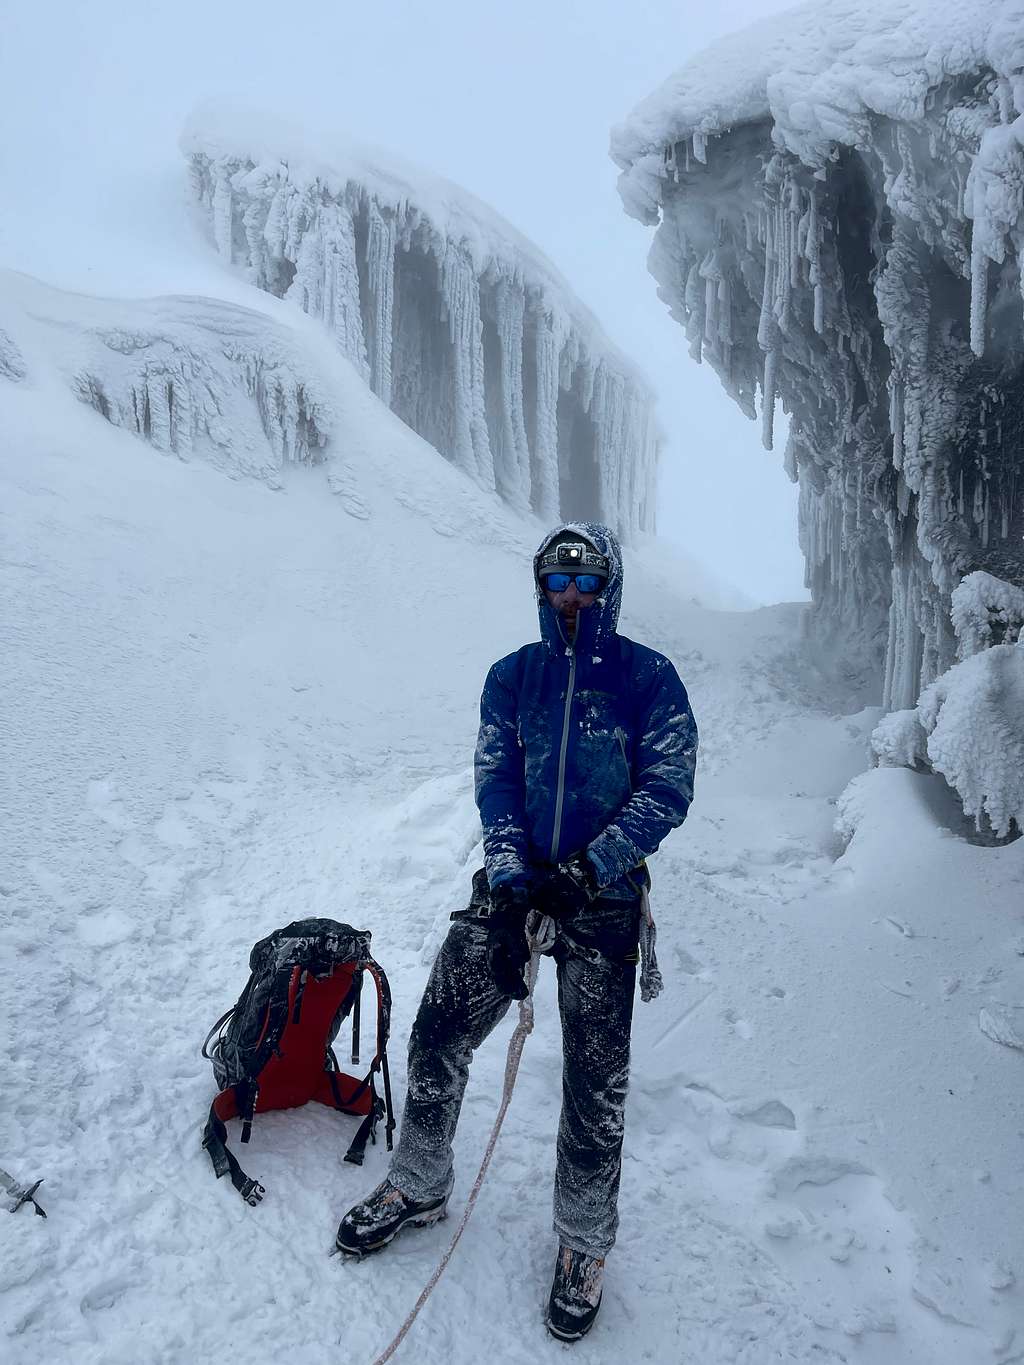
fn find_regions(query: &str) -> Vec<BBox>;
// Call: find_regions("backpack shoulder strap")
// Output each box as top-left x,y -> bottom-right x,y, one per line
362,960 -> 396,1153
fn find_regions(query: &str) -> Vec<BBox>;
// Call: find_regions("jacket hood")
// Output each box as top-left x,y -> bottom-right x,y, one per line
534,521 -> 623,656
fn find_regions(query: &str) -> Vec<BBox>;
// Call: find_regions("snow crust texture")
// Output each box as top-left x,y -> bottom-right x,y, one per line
5,351 -> 1024,1361
183,106 -> 659,537
612,0 -> 1024,734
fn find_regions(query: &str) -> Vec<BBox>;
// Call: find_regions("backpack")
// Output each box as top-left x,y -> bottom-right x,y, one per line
201,918 -> 396,1205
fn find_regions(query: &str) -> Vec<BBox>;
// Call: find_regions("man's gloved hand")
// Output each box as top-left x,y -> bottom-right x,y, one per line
534,853 -> 601,920
486,883 -> 532,1001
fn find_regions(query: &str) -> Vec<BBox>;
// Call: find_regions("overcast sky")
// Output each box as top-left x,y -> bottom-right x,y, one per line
3,0 -> 805,603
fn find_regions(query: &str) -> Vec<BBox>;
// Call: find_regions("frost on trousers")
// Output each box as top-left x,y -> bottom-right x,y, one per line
613,0 -> 1024,714
182,107 -> 659,539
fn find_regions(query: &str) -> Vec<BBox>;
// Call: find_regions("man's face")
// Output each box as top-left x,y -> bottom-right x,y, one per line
543,577 -> 600,637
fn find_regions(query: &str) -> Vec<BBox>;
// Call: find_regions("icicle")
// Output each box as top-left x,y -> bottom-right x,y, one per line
440,243 -> 494,490
788,180 -> 801,289
890,377 -> 904,471
366,199 -> 395,406
147,374 -> 172,451
805,187 -> 825,333
692,131 -> 707,165
490,274 -> 531,512
531,304 -> 564,522
263,180 -> 289,260
998,77 -> 1014,126
757,205 -> 778,352
327,202 -> 368,377
700,248 -> 722,345
969,169 -> 990,359
212,166 -> 235,261
761,346 -> 778,450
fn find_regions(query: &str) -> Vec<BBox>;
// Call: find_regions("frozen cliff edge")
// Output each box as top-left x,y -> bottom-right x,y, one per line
612,0 -> 1024,834
0,271 -> 341,484
182,104 -> 659,538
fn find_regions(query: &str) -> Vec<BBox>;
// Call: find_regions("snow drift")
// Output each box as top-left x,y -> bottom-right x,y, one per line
182,105 -> 660,538
612,0 -> 1024,715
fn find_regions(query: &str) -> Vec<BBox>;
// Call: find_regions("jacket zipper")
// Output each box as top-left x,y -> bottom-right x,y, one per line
550,634 -> 577,862
615,726 -> 630,790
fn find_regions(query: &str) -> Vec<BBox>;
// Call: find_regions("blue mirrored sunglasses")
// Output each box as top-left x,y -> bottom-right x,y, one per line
541,572 -> 604,594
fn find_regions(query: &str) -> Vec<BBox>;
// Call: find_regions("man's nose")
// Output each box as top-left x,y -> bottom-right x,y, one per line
562,582 -> 580,603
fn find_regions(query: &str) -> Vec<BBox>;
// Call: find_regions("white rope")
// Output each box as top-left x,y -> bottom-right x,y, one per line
368,941 -> 544,1365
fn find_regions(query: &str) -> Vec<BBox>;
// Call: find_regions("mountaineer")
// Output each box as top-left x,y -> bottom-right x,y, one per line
337,521 -> 698,1341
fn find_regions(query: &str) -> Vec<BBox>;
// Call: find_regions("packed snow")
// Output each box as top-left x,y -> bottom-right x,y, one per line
2,34 -> 1023,1365
3,256 -> 1023,1361
183,105 -> 659,537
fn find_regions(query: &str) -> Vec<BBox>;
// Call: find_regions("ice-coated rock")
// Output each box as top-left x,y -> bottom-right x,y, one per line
2,271 -> 337,482
183,104 -> 659,538
613,0 -> 1024,708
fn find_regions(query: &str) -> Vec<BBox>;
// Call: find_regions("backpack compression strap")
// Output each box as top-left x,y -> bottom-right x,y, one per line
202,1101 -> 265,1206
202,958 -> 397,1197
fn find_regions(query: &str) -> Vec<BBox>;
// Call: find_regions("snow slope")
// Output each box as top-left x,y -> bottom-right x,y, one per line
3,286 -> 1023,1363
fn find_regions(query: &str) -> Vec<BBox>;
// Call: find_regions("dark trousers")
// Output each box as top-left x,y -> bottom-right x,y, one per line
389,886 -> 639,1257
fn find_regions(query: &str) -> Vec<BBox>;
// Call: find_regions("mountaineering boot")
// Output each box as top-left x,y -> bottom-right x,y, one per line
545,1245 -> 605,1341
335,1177 -> 448,1256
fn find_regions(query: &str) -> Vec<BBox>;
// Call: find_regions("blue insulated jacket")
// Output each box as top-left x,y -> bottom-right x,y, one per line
474,522 -> 698,899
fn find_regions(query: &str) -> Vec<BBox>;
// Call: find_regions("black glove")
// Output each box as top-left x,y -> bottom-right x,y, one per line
535,853 -> 601,920
486,883 -> 531,1001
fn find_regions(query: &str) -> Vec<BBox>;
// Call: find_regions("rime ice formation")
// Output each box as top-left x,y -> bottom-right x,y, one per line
871,571 -> 1024,836
182,106 -> 659,538
0,326 -> 27,382
2,273 -> 336,481
613,0 -> 1024,719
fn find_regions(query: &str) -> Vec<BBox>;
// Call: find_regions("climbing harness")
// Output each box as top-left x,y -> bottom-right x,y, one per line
366,888 -> 660,1363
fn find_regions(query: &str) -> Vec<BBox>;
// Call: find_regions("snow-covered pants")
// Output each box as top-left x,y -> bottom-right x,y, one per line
389,886 -> 640,1257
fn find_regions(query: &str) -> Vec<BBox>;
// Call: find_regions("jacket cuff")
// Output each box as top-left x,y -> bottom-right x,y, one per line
585,829 -> 637,890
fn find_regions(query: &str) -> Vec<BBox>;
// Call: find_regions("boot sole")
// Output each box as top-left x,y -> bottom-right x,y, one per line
545,1295 -> 602,1342
544,1318 -> 596,1343
336,1202 -> 448,1258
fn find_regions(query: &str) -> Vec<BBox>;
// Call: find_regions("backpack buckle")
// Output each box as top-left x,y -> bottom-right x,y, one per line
240,1178 -> 265,1207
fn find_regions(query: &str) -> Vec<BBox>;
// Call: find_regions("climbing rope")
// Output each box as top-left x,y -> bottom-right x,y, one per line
368,928 -> 548,1365
367,894 -> 659,1363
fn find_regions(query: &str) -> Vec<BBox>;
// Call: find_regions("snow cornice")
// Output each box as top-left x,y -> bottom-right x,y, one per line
183,102 -> 648,393
613,0 -> 1024,222
182,102 -> 660,537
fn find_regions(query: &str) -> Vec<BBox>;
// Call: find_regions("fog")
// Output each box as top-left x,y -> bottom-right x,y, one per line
3,0 -> 805,603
